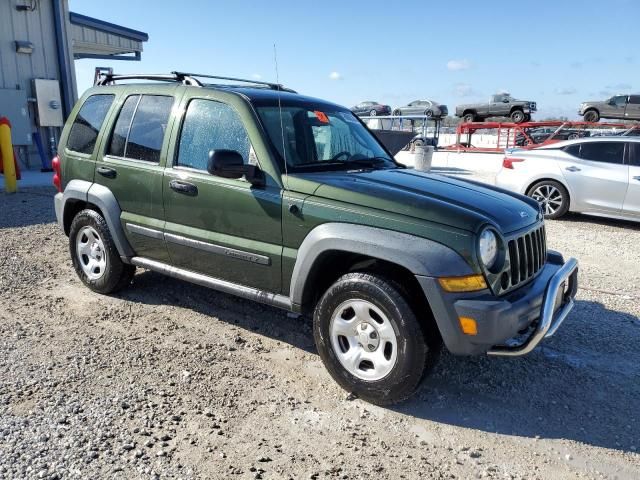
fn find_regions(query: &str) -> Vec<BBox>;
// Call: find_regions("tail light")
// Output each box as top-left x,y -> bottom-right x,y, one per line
503,157 -> 525,169
52,155 -> 62,192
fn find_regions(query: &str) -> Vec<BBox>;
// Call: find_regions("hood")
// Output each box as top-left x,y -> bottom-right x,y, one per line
288,168 -> 540,234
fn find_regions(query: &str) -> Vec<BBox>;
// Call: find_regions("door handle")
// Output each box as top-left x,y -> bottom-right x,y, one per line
96,166 -> 117,178
633,176 -> 640,181
169,179 -> 198,196
565,166 -> 581,172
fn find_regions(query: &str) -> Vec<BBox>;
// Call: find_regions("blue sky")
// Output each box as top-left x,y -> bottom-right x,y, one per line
71,0 -> 639,119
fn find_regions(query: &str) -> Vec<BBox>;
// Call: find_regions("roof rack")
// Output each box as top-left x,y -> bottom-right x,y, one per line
95,72 -> 202,86
94,71 -> 295,92
171,71 -> 291,91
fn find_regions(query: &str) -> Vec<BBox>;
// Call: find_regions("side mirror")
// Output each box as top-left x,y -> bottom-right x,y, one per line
502,98 -> 509,103
207,150 -> 264,187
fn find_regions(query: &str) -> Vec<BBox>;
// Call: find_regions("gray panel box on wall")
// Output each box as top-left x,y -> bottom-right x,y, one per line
33,79 -> 64,127
0,89 -> 32,145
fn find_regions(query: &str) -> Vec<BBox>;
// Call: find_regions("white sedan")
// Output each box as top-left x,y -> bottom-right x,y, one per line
495,137 -> 640,221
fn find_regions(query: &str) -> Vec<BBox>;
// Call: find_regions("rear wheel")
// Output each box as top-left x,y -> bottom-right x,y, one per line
369,109 -> 377,116
69,209 -> 135,294
313,272 -> 440,405
425,109 -> 433,118
583,109 -> 599,122
527,180 -> 570,219
393,109 -> 402,116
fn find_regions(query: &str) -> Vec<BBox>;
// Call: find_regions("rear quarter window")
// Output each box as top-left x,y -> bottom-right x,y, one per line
66,94 -> 115,155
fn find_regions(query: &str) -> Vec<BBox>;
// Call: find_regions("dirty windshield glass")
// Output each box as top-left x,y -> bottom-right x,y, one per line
256,106 -> 394,172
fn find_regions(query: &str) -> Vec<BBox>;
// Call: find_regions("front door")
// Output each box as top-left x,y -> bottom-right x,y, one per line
162,96 -> 283,292
605,95 -> 628,119
94,90 -> 178,262
623,142 -> 640,218
561,141 -> 628,213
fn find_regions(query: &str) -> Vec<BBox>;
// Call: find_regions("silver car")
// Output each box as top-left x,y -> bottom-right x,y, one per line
392,100 -> 448,118
495,137 -> 640,222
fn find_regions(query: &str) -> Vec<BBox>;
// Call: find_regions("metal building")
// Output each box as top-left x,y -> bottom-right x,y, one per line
0,0 -> 148,169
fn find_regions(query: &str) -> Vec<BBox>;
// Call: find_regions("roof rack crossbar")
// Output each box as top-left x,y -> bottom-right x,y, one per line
171,71 -> 286,91
95,72 -> 202,86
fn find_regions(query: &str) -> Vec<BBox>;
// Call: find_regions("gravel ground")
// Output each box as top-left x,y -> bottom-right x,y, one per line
1,187 -> 639,480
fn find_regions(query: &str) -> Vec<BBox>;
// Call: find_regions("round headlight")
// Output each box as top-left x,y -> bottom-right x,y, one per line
479,229 -> 498,269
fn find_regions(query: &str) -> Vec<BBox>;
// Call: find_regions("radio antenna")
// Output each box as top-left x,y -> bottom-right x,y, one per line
273,44 -> 289,191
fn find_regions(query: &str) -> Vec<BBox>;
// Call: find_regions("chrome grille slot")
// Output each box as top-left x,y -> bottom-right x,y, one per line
506,225 -> 547,291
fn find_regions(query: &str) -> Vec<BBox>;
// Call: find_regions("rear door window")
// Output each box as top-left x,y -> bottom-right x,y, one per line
66,94 -> 114,154
107,94 -> 174,163
563,144 -> 581,157
578,142 -> 625,164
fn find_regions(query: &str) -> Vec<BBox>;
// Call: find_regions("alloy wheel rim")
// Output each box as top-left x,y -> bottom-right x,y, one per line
532,185 -> 563,215
76,226 -> 107,280
329,299 -> 398,381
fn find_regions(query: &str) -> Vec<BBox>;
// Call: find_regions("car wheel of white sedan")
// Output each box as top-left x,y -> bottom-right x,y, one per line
527,180 -> 570,219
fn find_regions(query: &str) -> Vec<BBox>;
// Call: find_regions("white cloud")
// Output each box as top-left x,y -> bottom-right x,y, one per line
329,71 -> 342,80
252,73 -> 262,80
453,83 -> 477,97
446,59 -> 471,71
555,87 -> 577,95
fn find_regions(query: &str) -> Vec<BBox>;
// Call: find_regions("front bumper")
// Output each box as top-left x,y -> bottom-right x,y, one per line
417,251 -> 578,356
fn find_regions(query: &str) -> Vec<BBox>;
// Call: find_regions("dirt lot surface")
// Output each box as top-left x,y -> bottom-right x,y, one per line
1,187 -> 639,479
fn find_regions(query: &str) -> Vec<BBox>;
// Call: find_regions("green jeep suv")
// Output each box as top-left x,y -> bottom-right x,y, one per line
53,72 -> 578,405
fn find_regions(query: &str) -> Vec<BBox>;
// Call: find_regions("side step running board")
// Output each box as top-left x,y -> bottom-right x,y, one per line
130,257 -> 292,311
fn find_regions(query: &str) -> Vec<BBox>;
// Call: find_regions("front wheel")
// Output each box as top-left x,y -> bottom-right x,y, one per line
527,180 -> 570,219
69,209 -> 135,294
583,109 -> 599,122
511,109 -> 525,123
462,113 -> 475,123
313,273 -> 440,405
369,109 -> 377,116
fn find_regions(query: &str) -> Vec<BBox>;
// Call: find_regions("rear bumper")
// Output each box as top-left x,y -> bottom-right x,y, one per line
54,192 -> 64,230
417,251 -> 578,356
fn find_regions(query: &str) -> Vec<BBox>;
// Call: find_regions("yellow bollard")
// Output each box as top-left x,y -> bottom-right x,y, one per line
0,117 -> 17,193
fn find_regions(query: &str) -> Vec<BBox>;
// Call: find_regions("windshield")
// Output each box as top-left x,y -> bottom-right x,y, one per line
256,106 -> 396,172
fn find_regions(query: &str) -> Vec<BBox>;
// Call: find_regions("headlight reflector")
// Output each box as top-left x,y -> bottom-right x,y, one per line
479,229 -> 498,269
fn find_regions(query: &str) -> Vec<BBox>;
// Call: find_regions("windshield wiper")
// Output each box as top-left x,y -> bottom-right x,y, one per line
342,157 -> 398,169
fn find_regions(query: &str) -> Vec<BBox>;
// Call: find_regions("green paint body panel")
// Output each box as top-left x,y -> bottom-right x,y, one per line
58,82 -> 543,299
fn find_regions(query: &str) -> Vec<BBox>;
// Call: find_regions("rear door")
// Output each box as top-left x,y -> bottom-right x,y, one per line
94,87 -> 180,261
561,141 -> 628,213
623,142 -> 640,218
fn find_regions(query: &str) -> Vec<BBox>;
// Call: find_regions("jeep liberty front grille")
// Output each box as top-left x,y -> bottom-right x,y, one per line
507,225 -> 547,289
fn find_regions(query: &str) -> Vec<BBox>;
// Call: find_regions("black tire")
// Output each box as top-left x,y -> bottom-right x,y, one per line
526,180 -> 570,219
463,113 -> 475,123
583,109 -> 599,123
425,109 -> 433,118
313,272 -> 440,405
369,109 -> 377,116
392,109 -> 402,116
69,209 -> 135,294
511,109 -> 525,123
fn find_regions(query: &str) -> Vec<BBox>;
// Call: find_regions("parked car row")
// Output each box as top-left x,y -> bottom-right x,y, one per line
351,100 -> 448,118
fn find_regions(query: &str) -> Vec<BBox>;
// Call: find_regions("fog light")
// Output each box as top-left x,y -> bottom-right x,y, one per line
459,317 -> 478,336
438,274 -> 487,292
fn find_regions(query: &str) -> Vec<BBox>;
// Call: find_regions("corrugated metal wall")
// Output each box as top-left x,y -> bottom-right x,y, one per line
0,0 -> 74,167
71,24 -> 142,56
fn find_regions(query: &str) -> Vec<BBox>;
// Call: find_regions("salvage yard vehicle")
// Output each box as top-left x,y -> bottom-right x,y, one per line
392,100 -> 448,118
351,101 -> 391,117
496,137 -> 640,221
53,71 -> 578,405
579,94 -> 640,122
456,93 -> 537,123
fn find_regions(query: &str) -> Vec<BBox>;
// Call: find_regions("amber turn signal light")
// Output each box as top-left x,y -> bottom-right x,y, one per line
438,274 -> 487,292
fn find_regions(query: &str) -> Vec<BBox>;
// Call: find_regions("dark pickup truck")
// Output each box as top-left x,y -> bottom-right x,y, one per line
456,93 -> 537,123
